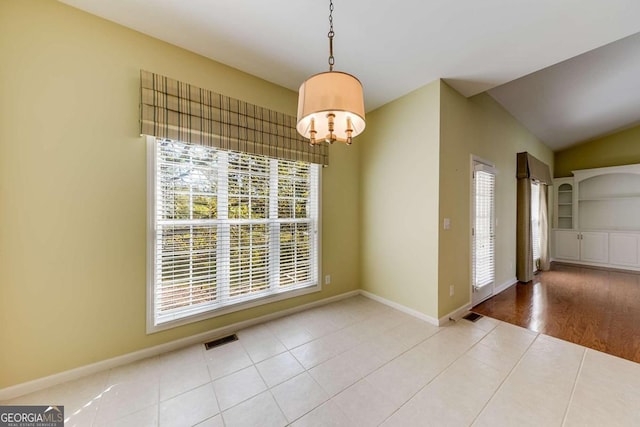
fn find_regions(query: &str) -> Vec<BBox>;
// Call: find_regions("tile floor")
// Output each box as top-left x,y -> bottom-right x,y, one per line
3,295 -> 640,426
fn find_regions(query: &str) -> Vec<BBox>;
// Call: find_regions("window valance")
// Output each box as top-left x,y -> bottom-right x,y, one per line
516,152 -> 551,185
140,70 -> 328,166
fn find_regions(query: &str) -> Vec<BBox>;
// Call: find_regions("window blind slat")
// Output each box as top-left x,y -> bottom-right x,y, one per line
473,169 -> 495,288
152,138 -> 319,326
531,182 -> 541,269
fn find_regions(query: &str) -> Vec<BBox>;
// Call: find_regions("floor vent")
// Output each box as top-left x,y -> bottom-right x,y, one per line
204,334 -> 238,350
462,312 -> 483,323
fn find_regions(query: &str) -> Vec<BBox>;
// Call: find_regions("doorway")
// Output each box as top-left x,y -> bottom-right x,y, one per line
472,159 -> 497,306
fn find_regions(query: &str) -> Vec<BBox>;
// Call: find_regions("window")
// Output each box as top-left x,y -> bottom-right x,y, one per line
147,138 -> 320,331
472,164 -> 496,290
531,181 -> 541,270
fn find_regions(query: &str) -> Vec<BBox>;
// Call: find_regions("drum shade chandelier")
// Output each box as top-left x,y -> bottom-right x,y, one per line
296,0 -> 365,145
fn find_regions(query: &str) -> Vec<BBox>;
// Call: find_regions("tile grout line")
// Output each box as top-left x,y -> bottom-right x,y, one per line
284,304 -> 403,425
247,346 -> 290,425
214,300 -> 382,424
560,347 -> 587,427
283,301 -> 389,424
210,375 -> 225,426
185,301 -> 431,425
284,305 -> 435,425
468,330 -> 541,426
20,299 -> 417,427
377,319 -> 501,425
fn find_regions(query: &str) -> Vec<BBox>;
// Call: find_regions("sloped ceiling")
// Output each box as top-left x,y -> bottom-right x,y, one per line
58,0 -> 640,149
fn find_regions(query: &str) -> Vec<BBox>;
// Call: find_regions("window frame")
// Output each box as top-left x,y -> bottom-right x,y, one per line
145,136 -> 322,334
531,181 -> 541,271
472,162 -> 497,289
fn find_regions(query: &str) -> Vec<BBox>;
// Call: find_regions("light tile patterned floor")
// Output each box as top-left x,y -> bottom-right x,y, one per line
3,295 -> 640,426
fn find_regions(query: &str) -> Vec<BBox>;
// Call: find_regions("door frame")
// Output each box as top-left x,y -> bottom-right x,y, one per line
470,155 -> 497,306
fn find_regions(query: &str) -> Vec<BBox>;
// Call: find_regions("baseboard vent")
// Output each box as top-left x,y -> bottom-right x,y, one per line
204,334 -> 238,350
462,312 -> 483,323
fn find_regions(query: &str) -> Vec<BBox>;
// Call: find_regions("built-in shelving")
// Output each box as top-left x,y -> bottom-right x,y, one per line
552,164 -> 640,272
553,180 -> 574,229
574,166 -> 640,231
579,195 -> 640,201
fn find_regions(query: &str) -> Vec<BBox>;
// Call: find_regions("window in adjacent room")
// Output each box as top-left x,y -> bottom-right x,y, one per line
531,181 -> 541,272
147,138 -> 320,331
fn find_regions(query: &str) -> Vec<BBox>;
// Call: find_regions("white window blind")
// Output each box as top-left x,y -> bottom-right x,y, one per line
150,139 -> 319,328
531,181 -> 541,269
473,166 -> 496,288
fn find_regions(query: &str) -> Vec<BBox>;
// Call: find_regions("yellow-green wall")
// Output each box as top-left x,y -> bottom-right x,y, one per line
358,80 -> 553,321
439,82 -> 553,317
0,0 -> 561,391
554,124 -> 640,177
359,81 -> 441,319
0,0 -> 360,389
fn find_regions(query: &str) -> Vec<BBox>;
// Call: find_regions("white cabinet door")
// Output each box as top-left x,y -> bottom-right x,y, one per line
580,232 -> 609,263
609,233 -> 639,267
554,230 -> 580,260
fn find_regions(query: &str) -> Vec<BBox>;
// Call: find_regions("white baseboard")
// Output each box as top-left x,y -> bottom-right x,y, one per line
0,290 -> 359,401
435,277 -> 517,326
437,303 -> 472,326
494,277 -> 517,294
358,290 -> 439,326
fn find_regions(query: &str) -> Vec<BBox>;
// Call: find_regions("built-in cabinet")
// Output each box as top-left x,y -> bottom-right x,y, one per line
553,230 -> 608,263
552,164 -> 640,271
609,233 -> 640,267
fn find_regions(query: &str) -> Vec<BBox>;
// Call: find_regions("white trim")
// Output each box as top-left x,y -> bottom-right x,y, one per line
471,156 -> 497,306
494,277 -> 518,294
145,138 -> 323,333
471,154 -> 495,169
149,284 -> 322,333
0,290 -> 358,401
435,277 -> 516,326
317,165 -> 323,297
437,302 -> 472,326
572,163 -> 640,184
552,259 -> 640,273
146,136 -> 157,335
358,290 -> 439,325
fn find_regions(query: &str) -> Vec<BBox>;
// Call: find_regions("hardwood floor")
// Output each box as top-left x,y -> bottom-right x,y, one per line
473,262 -> 640,363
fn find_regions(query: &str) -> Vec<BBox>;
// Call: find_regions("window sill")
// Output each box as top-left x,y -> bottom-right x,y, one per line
147,283 -> 321,334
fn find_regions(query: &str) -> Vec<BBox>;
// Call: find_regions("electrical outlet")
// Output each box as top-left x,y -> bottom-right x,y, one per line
324,275 -> 331,285
449,285 -> 455,297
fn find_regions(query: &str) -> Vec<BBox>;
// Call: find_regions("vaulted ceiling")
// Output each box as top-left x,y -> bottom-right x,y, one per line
59,0 -> 640,150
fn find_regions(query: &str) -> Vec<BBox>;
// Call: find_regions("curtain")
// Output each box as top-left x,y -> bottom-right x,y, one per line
516,152 -> 552,282
139,70 -> 329,166
516,177 -> 533,282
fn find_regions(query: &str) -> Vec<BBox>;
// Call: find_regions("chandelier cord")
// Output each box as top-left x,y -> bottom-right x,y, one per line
328,0 -> 335,71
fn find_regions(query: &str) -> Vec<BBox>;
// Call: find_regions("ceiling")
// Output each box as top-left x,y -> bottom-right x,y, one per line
490,32 -> 640,150
58,0 -> 640,150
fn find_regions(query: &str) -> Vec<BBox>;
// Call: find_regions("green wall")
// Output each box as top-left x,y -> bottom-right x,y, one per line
554,124 -> 640,177
359,81 -> 441,319
0,0 -> 560,391
439,83 -> 553,317
359,80 -> 553,321
0,0 -> 360,389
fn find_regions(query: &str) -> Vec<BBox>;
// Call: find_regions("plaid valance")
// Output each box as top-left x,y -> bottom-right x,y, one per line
140,70 -> 328,166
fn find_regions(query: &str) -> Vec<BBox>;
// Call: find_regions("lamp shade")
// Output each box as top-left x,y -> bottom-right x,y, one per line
297,71 -> 365,143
